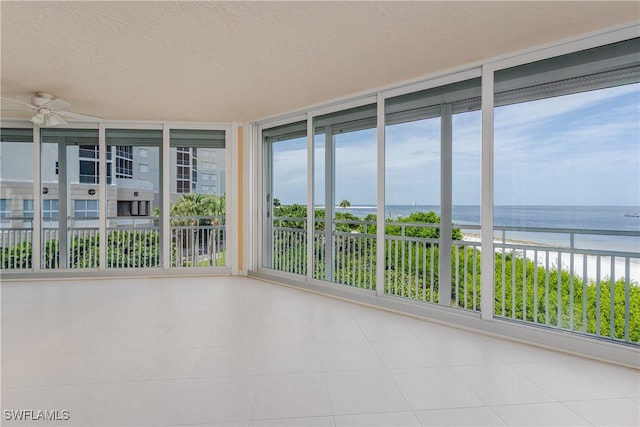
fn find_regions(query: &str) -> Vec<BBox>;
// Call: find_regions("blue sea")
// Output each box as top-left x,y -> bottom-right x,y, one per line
337,205 -> 640,253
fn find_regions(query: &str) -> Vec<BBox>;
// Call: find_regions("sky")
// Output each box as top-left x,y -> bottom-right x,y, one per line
272,83 -> 639,207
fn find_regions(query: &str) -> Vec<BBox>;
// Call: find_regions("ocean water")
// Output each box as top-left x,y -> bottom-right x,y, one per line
338,205 -> 640,253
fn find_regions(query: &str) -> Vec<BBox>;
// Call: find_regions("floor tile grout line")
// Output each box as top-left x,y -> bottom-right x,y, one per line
310,306 -> 337,422
247,319 -> 269,422
156,344 -> 206,427
559,400 -> 597,427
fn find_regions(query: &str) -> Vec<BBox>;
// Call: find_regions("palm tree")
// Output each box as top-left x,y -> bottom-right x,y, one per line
339,199 -> 351,211
170,193 -> 226,266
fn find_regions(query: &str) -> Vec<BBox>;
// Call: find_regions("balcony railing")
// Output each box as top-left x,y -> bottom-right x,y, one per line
270,217 -> 639,345
1,215 -> 226,269
272,217 -> 307,275
170,215 -> 225,268
312,218 -> 376,289
1,227 -> 32,269
492,226 -> 640,344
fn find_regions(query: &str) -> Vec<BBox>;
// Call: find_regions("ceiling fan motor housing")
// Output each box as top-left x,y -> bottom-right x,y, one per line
32,92 -> 54,107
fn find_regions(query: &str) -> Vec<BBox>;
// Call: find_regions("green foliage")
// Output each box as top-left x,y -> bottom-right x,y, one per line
171,193 -> 225,225
384,211 -> 463,240
273,204 -> 307,229
69,233 -> 100,268
107,231 -> 161,268
2,241 -> 32,269
270,206 -> 639,344
494,254 -> 640,342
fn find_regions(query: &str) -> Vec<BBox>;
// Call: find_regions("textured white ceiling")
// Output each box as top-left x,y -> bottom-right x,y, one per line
1,1 -> 638,123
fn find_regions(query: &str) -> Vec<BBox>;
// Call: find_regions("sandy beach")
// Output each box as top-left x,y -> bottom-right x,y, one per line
462,234 -> 640,283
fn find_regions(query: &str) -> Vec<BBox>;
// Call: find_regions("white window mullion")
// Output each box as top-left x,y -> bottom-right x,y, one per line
376,93 -> 385,297
480,64 -> 495,320
439,103 -> 453,307
162,125 -> 170,269
306,115 -> 314,282
32,125 -> 41,271
98,123 -> 106,270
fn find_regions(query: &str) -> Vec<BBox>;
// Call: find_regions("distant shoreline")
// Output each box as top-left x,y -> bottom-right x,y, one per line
461,232 -> 639,283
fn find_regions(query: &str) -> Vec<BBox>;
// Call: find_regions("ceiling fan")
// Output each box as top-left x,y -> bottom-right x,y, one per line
1,92 -> 101,127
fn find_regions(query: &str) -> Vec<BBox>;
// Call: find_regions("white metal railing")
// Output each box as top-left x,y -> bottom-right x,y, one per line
271,217 -> 639,345
493,226 -> 640,344
1,227 -> 33,269
3,216 -> 223,269
106,225 -> 159,268
42,227 -> 60,268
311,218 -> 376,289
170,216 -> 225,268
272,217 -> 307,275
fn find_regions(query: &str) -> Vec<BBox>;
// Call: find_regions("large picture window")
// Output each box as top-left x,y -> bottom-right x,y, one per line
258,37 -> 639,345
262,120 -> 307,274
493,38 -> 640,341
384,77 -> 481,308
106,129 -> 161,269
170,129 -> 226,268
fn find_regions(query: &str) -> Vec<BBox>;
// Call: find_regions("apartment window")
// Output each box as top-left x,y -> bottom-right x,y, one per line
0,199 -> 10,218
117,200 -> 149,217
74,199 -> 98,218
176,147 -> 191,193
78,145 -> 112,184
24,199 -> 60,223
43,199 -> 59,220
0,199 -> 9,227
139,163 -> 149,174
23,199 -> 34,218
115,146 -> 133,178
139,148 -> 148,158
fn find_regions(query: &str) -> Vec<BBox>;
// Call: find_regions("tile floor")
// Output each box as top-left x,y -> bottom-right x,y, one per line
1,276 -> 638,426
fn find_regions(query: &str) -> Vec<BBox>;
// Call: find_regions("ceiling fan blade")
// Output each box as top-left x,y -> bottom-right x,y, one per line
1,96 -> 37,109
57,110 -> 102,121
47,114 -> 68,126
42,98 -> 71,111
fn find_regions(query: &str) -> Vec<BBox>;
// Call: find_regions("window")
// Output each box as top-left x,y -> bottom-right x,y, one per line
176,147 -> 191,193
384,76 -> 481,308
177,180 -> 189,193
43,199 -> 59,220
0,198 -> 10,218
115,146 -> 133,178
139,163 -> 149,174
170,129 -> 226,267
0,199 -> 9,227
23,199 -> 34,218
74,199 -> 99,218
78,145 -> 112,184
117,200 -> 149,217
262,120 -> 308,273
23,199 -> 60,225
139,148 -> 148,158
79,159 -> 99,184
313,103 -> 377,285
